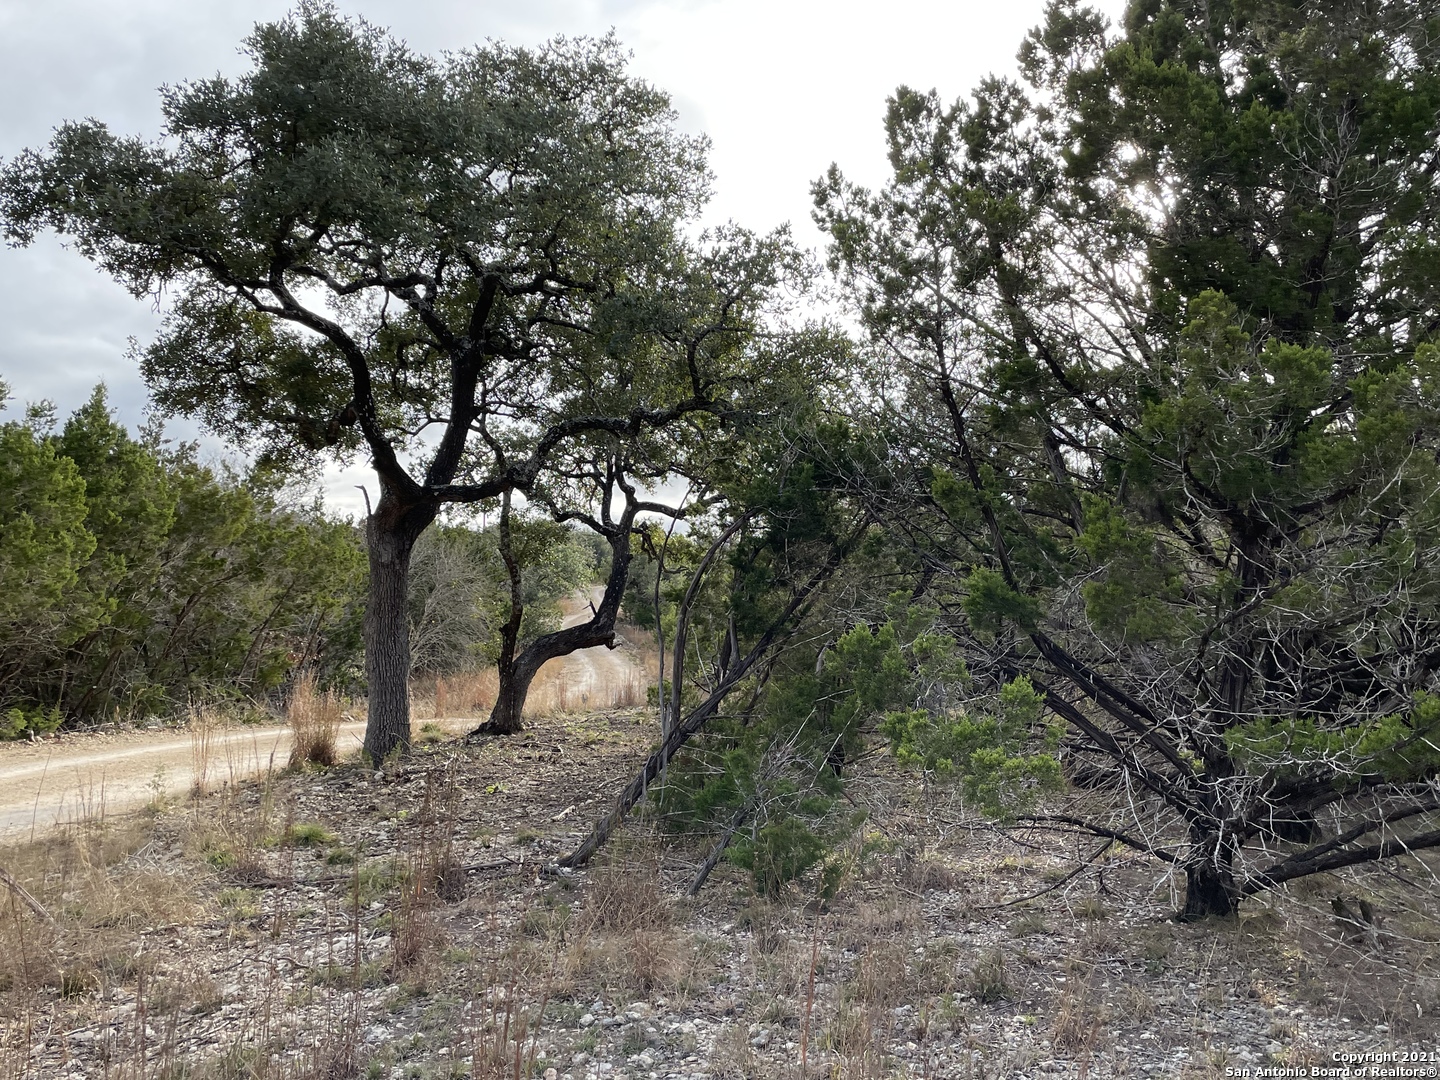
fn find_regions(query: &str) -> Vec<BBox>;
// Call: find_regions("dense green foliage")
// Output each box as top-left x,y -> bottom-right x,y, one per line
0,381 -> 365,733
0,378 -> 602,736
814,0 -> 1440,913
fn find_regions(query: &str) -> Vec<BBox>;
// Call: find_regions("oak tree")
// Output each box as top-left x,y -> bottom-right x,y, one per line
1,4 -> 788,760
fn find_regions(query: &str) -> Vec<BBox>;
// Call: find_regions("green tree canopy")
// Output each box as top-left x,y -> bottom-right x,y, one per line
817,0 -> 1440,916
0,3 -> 798,760
0,380 -> 366,730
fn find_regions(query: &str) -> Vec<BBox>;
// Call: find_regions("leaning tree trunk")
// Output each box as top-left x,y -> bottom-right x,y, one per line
561,528 -> 862,868
473,495 -> 637,738
362,496 -> 434,765
488,651 -> 548,735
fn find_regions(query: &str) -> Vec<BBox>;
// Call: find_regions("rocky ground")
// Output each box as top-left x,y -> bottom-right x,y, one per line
2,707 -> 1438,1080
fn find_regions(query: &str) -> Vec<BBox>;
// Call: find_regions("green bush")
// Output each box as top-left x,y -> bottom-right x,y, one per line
1,705 -> 64,740
0,382 -> 367,726
729,816 -> 831,897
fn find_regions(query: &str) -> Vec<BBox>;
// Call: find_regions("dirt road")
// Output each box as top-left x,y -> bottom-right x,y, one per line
0,718 -> 503,841
2,722 -> 327,840
546,585 -> 647,706
0,590 -> 648,841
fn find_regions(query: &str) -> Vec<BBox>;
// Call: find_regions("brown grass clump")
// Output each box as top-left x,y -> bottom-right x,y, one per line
431,669 -> 499,718
614,630 -> 660,709
899,848 -> 961,893
525,636 -> 659,717
0,821 -> 202,1016
287,671 -> 342,768
824,999 -> 889,1075
188,703 -> 225,796
968,947 -> 1013,1003
524,664 -> 581,716
709,1023 -> 765,1080
849,940 -> 910,1009
581,858 -> 670,933
608,667 -> 650,709
422,631 -> 657,721
1052,968 -> 1105,1055
180,776 -> 278,882
551,854 -> 713,998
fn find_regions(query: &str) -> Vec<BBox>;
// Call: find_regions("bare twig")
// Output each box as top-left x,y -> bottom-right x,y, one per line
0,865 -> 55,924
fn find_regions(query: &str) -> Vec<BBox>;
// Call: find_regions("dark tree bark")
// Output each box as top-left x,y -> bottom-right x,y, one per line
363,493 -> 436,764
469,477 -> 643,737
1180,833 -> 1239,919
484,491 -> 529,736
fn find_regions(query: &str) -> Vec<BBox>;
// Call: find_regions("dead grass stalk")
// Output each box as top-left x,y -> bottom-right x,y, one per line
287,672 -> 341,768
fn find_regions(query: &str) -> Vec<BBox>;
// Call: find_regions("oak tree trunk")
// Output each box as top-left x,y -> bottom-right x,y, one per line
482,491 -> 530,736
474,500 -> 635,738
487,652 -> 545,735
363,498 -> 434,764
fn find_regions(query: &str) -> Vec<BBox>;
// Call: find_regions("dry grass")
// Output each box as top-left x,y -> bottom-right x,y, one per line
286,671 -> 342,768
0,771 -> 375,1079
430,669 -> 500,719
6,698 -> 1439,1080
424,659 -> 651,721
580,856 -> 671,933
524,657 -> 655,717
899,848 -> 961,893
388,769 -> 464,988
188,703 -> 226,796
618,633 -> 661,708
1051,967 -> 1106,1055
608,666 -> 650,709
524,664 -> 584,716
823,998 -> 889,1076
0,821 -> 202,1029
967,947 -> 1013,1003
848,941 -> 909,1009
542,848 -> 729,1002
179,775 -> 279,882
452,906 -> 559,1080
418,623 -> 659,722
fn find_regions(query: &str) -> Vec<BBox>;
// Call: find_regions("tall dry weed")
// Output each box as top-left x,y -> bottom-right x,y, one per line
524,664 -> 578,716
287,672 -> 342,768
424,669 -> 499,718
526,653 -> 657,717
581,859 -> 670,933
609,667 -> 650,708
188,703 -> 224,796
423,644 -> 654,722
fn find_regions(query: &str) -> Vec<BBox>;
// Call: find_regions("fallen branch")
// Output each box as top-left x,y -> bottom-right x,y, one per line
1242,826 -> 1440,895
558,664 -> 753,868
0,865 -> 55,924
977,838 -> 1112,910
1014,813 -> 1180,864
560,521 -> 864,868
688,804 -> 752,896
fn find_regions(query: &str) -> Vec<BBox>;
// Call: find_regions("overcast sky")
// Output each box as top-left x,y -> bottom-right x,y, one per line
0,0 -> 1122,512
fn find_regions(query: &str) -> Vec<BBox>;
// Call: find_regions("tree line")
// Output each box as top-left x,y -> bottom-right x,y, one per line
4,0 -> 1439,918
0,379 -> 603,735
0,381 -> 364,733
